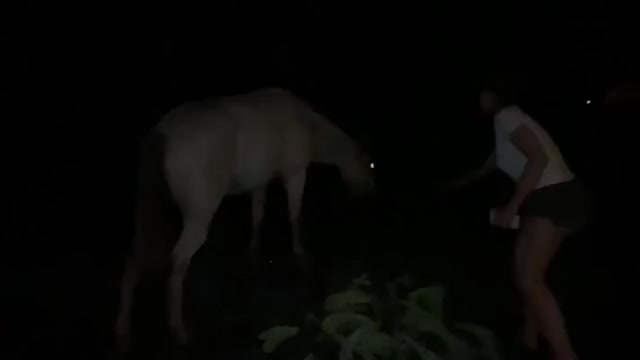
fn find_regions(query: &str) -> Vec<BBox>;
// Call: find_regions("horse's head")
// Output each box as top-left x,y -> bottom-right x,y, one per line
337,139 -> 376,196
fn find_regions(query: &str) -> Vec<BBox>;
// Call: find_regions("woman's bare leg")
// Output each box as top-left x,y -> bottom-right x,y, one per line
516,231 -> 541,349
522,307 -> 538,349
515,217 -> 577,360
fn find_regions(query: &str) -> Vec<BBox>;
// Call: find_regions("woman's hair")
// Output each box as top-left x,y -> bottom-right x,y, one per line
482,74 -> 520,107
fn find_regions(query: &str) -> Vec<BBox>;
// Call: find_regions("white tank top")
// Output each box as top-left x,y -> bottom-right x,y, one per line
494,106 -> 574,189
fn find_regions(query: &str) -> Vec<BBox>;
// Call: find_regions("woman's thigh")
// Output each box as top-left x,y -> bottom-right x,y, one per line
515,216 -> 566,282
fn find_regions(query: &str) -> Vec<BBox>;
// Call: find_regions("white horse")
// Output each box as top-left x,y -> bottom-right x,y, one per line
115,88 -> 375,351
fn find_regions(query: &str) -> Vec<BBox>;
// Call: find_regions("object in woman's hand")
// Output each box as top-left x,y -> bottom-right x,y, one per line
490,208 -> 520,229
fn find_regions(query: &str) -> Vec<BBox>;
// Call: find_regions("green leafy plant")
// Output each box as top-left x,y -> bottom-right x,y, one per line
259,326 -> 301,353
257,273 -> 502,360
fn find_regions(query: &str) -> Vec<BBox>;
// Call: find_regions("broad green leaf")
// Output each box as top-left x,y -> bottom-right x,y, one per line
351,273 -> 371,288
397,343 -> 413,360
322,313 -> 376,336
398,333 -> 442,360
351,327 -> 396,359
393,273 -> 417,290
401,304 -> 469,360
340,328 -> 372,360
324,290 -> 371,314
407,286 -> 445,319
451,323 -> 502,360
258,326 -> 299,353
339,327 -> 394,360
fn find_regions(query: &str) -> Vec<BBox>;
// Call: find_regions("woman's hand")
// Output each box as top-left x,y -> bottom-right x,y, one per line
440,151 -> 497,194
494,204 -> 519,229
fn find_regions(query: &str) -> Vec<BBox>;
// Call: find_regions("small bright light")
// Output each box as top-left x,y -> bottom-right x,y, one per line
268,260 -> 273,264
586,100 -> 591,104
370,162 -> 375,169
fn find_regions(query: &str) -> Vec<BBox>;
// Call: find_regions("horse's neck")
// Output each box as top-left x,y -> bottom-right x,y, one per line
309,116 -> 352,166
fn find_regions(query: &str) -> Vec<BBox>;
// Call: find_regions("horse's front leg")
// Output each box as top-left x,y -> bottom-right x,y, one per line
284,171 -> 311,272
247,186 -> 267,266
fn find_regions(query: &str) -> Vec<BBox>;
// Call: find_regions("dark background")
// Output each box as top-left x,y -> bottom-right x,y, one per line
4,2 -> 637,359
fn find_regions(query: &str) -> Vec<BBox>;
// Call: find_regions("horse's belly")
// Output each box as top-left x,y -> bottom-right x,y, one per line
227,113 -> 292,193
227,175 -> 271,195
230,132 -> 312,191
227,149 -> 278,194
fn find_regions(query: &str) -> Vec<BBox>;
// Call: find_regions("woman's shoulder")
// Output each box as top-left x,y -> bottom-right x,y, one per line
495,105 -> 528,120
494,105 -> 531,133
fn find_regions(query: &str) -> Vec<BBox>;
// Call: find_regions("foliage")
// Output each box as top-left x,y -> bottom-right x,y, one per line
259,326 -> 300,353
257,273 -> 503,360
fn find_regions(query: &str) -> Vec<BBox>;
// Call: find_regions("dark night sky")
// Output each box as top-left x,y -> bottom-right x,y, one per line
4,2 -> 637,358
7,2 -> 636,185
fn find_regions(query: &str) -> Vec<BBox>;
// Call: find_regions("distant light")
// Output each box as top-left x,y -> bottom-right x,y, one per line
370,162 -> 375,169
268,260 -> 273,264
586,100 -> 592,104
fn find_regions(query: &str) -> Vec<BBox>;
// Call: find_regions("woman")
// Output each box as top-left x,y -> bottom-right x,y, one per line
449,85 -> 591,360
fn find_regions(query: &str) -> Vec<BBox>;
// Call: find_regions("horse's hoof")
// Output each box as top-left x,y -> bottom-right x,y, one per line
170,343 -> 190,360
115,335 -> 131,355
294,252 -> 313,276
114,321 -> 132,354
176,333 -> 189,348
242,247 -> 262,278
170,325 -> 190,349
245,246 -> 261,265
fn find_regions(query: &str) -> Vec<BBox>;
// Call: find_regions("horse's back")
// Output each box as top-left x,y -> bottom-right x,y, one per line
155,88 -> 293,141
222,88 -> 315,178
154,88 -> 316,194
208,88 -> 316,172
156,98 -> 238,179
156,100 -> 231,143
157,88 -> 309,136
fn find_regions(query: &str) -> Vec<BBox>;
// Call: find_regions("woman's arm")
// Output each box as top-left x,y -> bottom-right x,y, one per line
506,126 -> 549,210
448,151 -> 496,189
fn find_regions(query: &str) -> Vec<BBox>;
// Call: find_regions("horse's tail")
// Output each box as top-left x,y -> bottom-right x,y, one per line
130,130 -> 180,273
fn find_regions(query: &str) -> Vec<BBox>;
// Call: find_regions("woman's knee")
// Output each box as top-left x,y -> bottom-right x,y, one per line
516,267 -> 546,296
514,216 -> 561,295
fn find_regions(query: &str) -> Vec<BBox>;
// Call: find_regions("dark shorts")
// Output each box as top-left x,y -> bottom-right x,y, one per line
520,179 -> 592,232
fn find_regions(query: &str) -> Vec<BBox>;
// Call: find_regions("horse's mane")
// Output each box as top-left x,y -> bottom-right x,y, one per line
303,105 -> 359,165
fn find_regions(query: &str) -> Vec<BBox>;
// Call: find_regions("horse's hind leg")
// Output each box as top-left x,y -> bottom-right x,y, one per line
164,165 -> 228,347
115,257 -> 138,353
247,185 -> 267,266
169,216 -> 214,347
115,130 -> 171,354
